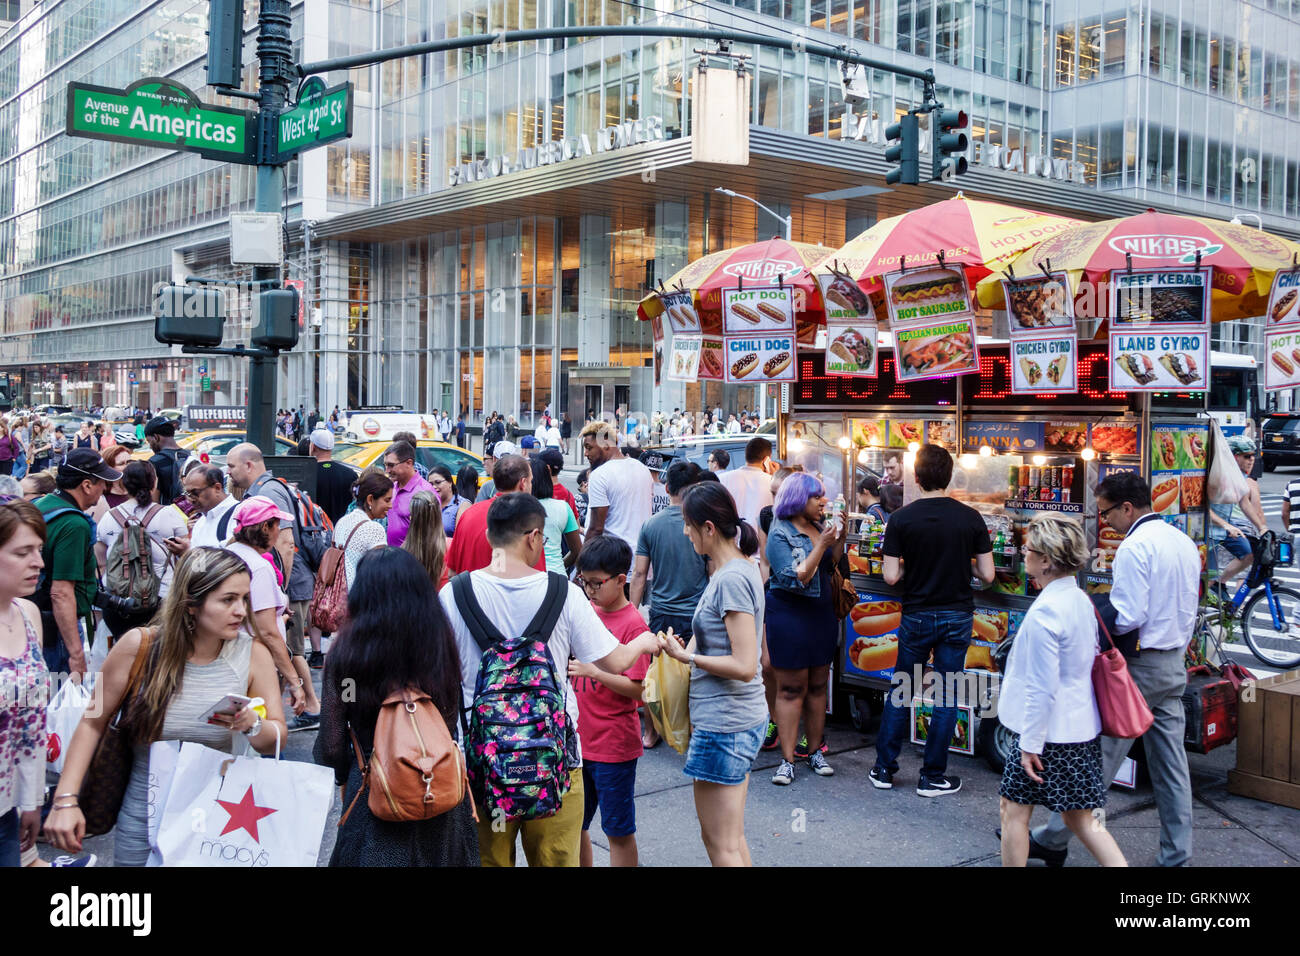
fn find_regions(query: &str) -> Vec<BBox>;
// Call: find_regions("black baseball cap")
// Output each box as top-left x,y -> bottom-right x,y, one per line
538,447 -> 565,470
60,448 -> 122,484
143,415 -> 175,437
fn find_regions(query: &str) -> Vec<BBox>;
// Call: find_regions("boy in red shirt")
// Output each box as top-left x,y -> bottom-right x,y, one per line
568,536 -> 652,867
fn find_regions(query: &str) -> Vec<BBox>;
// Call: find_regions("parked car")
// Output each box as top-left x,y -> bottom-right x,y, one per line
640,434 -> 780,475
332,439 -> 486,484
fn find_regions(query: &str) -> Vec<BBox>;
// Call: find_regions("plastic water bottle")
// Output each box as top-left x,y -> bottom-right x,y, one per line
831,494 -> 846,533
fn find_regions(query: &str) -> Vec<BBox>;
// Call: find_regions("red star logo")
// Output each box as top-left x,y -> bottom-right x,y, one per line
216,785 -> 278,842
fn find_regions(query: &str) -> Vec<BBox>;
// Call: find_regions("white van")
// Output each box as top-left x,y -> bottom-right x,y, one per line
339,407 -> 440,443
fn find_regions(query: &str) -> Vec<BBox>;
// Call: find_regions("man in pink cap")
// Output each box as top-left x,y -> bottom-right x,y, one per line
224,495 -> 314,718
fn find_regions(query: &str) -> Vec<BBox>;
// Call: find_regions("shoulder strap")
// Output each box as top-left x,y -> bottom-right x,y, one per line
215,507 -> 234,543
341,520 -> 367,551
139,504 -> 164,529
451,572 -> 505,652
522,573 -> 568,644
110,505 -> 131,528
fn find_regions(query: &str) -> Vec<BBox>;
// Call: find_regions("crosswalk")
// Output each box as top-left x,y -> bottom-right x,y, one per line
1209,493 -> 1299,679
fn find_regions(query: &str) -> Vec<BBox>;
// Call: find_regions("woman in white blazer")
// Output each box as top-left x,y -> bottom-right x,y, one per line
998,514 -> 1127,867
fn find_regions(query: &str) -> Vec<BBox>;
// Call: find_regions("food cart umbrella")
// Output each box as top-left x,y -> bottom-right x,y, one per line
635,238 -> 831,337
814,193 -> 1085,297
974,209 -> 1300,322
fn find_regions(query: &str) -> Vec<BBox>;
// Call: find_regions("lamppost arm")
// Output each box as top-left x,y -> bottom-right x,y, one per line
714,187 -> 792,240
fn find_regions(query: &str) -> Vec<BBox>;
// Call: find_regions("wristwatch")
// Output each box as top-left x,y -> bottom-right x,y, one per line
688,652 -> 697,667
242,715 -> 263,737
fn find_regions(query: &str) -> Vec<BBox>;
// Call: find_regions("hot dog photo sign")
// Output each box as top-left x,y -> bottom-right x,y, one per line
724,333 -> 797,384
1266,329 -> 1300,391
1267,270 -> 1300,331
723,287 -> 795,335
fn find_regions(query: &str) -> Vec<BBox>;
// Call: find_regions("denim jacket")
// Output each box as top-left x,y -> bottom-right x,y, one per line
766,517 -> 822,598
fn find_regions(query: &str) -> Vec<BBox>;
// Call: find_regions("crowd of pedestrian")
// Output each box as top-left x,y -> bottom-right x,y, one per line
0,393 -> 1206,870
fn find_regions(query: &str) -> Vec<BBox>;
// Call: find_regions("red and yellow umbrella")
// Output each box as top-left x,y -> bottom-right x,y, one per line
636,238 -> 831,336
815,194 -> 1085,296
975,209 -> 1300,321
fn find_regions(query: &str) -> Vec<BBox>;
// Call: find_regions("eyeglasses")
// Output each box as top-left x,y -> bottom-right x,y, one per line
580,576 -> 613,593
1020,546 -> 1042,556
1096,502 -> 1123,520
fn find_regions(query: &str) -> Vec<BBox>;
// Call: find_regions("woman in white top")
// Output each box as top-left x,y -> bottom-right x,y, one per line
998,514 -> 1127,867
333,469 -> 393,591
95,460 -> 188,638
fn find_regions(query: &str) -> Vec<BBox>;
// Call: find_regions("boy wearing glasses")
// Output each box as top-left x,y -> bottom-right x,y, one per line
570,536 -> 653,867
1210,435 -> 1268,599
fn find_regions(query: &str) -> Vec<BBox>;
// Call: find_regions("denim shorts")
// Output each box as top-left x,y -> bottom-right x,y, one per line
682,719 -> 767,786
582,759 -> 638,837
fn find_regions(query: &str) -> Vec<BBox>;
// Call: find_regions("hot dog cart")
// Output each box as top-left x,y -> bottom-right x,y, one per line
778,339 -> 1210,768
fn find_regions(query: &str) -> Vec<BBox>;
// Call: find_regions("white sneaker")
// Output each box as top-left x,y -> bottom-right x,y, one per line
808,750 -> 834,776
772,759 -> 795,786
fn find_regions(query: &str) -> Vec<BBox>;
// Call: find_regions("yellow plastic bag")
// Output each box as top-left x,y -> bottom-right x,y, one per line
643,651 -> 692,755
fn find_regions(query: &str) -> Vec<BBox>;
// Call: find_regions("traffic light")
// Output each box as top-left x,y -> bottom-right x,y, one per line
251,288 -> 300,350
884,113 -> 920,186
932,109 -> 969,181
206,0 -> 244,89
153,285 -> 226,347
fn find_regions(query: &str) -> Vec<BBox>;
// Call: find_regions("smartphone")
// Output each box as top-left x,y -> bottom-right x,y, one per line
199,693 -> 252,725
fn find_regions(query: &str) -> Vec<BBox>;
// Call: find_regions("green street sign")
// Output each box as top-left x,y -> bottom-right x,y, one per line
66,77 -> 257,163
201,375 -> 213,392
272,79 -> 353,163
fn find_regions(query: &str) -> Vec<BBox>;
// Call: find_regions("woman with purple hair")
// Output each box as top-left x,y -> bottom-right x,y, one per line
763,471 -> 845,786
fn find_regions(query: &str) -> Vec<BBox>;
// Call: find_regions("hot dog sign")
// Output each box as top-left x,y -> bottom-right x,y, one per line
724,333 -> 797,383
723,287 -> 795,335
1266,329 -> 1300,391
1108,329 -> 1208,392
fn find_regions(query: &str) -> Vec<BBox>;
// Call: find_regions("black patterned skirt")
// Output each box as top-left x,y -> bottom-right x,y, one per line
999,733 -> 1106,813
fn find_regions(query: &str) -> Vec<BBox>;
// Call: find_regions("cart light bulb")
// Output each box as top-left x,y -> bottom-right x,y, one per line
857,449 -> 870,464
907,441 -> 920,453
837,435 -> 852,450
1032,454 -> 1047,467
903,452 -> 917,469
788,438 -> 806,453
979,444 -> 993,457
1080,446 -> 1096,461
959,454 -> 977,469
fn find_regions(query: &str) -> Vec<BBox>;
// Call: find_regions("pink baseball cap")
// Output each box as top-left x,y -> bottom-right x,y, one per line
230,495 -> 294,532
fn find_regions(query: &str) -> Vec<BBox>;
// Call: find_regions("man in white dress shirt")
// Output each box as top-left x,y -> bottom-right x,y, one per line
719,436 -> 775,528
163,465 -> 237,554
1029,471 -> 1198,867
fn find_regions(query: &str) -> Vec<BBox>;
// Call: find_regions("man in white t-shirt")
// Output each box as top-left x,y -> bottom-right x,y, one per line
441,493 -> 657,867
582,420 -> 653,569
720,436 -> 775,528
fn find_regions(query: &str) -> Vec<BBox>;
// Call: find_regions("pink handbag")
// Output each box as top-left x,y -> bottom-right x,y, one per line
1090,605 -> 1154,739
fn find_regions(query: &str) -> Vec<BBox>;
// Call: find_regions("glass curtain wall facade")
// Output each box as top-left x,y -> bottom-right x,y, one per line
2,0 -> 1299,415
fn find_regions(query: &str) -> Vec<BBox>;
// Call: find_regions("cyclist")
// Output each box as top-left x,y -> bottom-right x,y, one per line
1208,435 -> 1267,602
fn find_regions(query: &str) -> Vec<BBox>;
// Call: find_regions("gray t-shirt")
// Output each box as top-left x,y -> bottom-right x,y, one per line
689,557 -> 768,733
636,505 -> 708,617
475,479 -> 496,503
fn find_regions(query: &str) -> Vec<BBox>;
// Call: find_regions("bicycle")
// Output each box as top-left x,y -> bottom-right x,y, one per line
1199,530 -> 1300,669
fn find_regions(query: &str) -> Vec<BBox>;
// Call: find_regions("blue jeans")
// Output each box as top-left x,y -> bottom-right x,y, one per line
873,609 -> 973,781
0,809 -> 19,867
648,611 -> 694,642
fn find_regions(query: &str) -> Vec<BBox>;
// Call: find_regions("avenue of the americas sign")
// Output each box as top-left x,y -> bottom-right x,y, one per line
66,77 -> 256,163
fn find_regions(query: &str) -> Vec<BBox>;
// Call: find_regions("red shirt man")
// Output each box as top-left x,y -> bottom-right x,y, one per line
447,456 -> 546,574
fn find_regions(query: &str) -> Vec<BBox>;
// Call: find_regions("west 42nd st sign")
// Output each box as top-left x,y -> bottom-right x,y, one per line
271,79 -> 353,163
67,78 -> 256,162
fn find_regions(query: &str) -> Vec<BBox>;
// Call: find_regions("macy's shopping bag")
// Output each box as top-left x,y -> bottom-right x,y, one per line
149,734 -> 333,867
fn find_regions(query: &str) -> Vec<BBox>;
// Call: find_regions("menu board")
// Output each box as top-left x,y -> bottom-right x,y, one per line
844,589 -> 901,681
1110,269 -> 1211,327
1109,328 -> 1209,392
1266,269 -> 1300,329
722,287 -> 795,335
666,335 -> 702,381
698,336 -> 725,381
894,319 -> 979,382
963,421 -> 1045,453
1010,333 -> 1077,393
1149,421 -> 1208,517
825,323 -> 878,377
1003,272 -> 1075,335
1089,420 -> 1141,457
850,418 -> 947,448
723,332 -> 796,383
1265,328 -> 1300,392
883,266 -> 974,327
660,289 -> 700,334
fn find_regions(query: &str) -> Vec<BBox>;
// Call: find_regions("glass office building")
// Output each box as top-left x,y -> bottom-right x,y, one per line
2,0 -> 1298,418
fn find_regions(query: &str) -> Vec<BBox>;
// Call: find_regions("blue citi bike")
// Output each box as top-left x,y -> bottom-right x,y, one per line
1199,530 -> 1300,670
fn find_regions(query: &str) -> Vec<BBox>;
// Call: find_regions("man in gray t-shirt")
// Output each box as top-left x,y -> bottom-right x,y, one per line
688,557 -> 768,733
631,504 -> 707,637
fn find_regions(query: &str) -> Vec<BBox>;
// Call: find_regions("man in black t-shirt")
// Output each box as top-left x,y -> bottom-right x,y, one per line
871,444 -> 994,798
307,427 -> 356,524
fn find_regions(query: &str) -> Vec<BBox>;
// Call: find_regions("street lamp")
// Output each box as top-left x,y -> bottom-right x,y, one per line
1231,212 -> 1264,230
713,187 -> 792,241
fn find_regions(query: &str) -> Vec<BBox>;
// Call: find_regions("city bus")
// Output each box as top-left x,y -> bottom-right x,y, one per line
1208,350 -> 1258,438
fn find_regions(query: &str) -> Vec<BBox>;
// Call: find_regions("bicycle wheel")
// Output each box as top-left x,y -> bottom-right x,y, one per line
1191,609 -> 1230,666
1241,585 -> 1300,669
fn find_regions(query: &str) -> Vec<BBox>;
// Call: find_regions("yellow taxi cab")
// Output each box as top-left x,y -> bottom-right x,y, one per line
130,429 -> 295,465
332,439 -> 486,484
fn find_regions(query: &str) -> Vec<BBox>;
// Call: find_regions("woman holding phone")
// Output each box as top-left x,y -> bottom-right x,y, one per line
45,547 -> 288,865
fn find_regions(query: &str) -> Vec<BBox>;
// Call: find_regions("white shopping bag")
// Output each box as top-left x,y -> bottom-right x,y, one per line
149,730 -> 333,867
144,740 -> 183,862
88,619 -> 113,675
45,678 -> 93,775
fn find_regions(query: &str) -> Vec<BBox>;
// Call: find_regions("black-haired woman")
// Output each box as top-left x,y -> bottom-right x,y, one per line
453,464 -> 479,531
95,460 -> 188,638
658,482 -> 767,866
314,547 -> 479,866
46,547 -> 288,864
531,458 -> 581,574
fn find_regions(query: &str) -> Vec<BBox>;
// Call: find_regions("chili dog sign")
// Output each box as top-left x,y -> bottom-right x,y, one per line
724,333 -> 796,383
723,287 -> 795,334
1109,330 -> 1208,392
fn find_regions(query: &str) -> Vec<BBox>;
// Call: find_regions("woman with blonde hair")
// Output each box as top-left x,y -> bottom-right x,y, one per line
45,547 -> 287,864
402,490 -> 449,590
997,513 -> 1127,867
